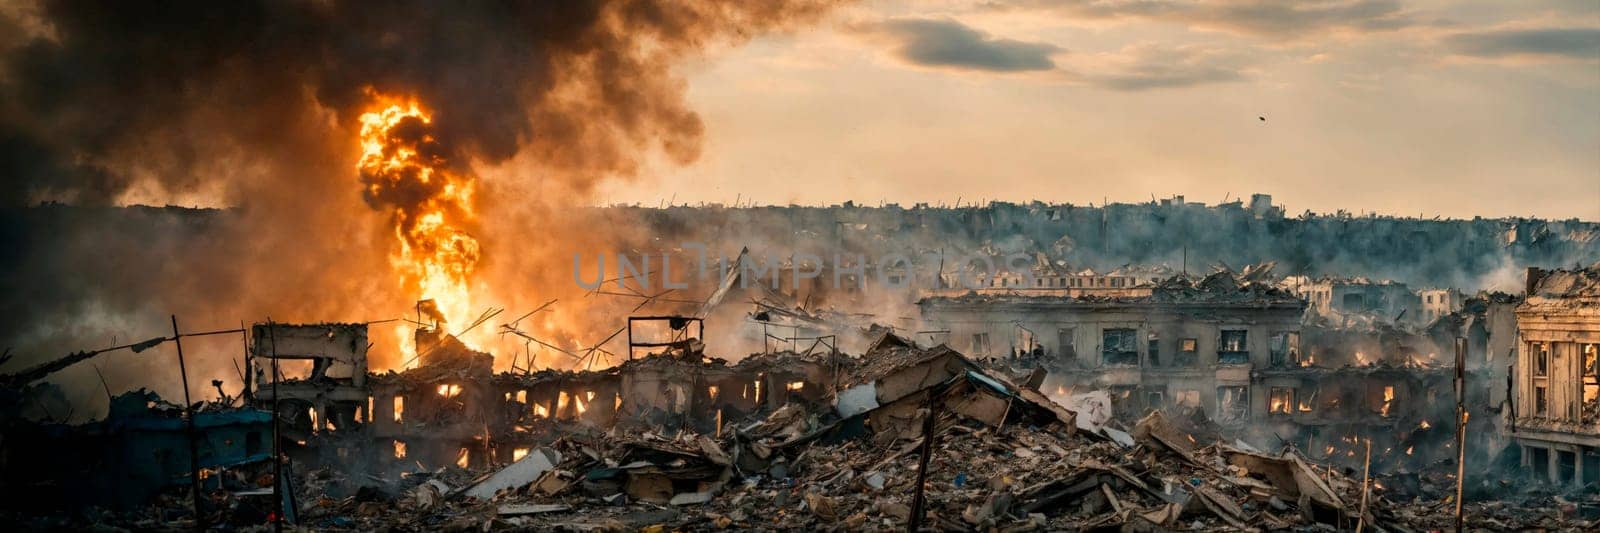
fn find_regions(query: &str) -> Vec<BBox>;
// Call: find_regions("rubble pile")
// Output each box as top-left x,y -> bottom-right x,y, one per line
6,332 -> 1598,530
317,341 -> 1574,530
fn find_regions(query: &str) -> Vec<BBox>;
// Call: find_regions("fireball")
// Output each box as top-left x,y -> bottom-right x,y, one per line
357,95 -> 484,363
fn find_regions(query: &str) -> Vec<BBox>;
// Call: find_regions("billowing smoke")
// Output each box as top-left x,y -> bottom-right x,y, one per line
0,0 -> 840,419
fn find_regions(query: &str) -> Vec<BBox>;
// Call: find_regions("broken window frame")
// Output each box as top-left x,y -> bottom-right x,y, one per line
971,332 -> 991,355
1175,338 -> 1199,367
1218,330 -> 1249,365
1216,385 -> 1249,423
1269,331 -> 1299,368
1144,390 -> 1165,414
1533,341 -> 1549,377
1146,333 -> 1160,367
1101,328 -> 1139,366
1057,328 -> 1077,364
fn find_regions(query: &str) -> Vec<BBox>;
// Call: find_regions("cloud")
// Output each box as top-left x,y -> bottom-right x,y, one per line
998,0 -> 1418,39
1444,27 -> 1600,60
1063,43 -> 1249,90
857,15 -> 1247,90
872,18 -> 1061,72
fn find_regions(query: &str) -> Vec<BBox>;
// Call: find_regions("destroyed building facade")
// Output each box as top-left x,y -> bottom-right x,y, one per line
917,273 -> 1305,430
1513,266 -> 1600,485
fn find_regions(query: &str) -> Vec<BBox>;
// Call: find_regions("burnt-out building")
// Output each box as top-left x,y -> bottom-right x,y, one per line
1512,266 -> 1600,486
917,272 -> 1305,432
248,318 -> 852,471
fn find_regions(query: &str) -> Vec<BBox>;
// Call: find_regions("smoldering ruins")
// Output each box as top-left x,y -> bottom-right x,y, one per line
4,196 -> 1599,531
2,1 -> 1600,532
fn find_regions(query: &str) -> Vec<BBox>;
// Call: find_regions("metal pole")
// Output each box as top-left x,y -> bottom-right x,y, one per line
269,318 -> 283,532
1454,337 -> 1467,532
908,388 -> 944,532
1357,438 -> 1371,533
171,315 -> 204,528
241,321 -> 252,404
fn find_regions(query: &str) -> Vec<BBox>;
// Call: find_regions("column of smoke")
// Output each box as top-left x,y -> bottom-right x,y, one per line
0,0 -> 839,419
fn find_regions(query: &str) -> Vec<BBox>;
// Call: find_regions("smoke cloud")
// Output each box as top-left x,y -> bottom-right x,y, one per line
0,0 -> 841,418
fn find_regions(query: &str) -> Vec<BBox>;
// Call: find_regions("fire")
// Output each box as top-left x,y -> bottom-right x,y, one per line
1379,386 -> 1395,417
357,95 -> 483,362
1419,420 -> 1431,429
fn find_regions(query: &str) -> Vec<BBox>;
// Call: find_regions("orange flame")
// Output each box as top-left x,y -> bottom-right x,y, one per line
357,95 -> 483,362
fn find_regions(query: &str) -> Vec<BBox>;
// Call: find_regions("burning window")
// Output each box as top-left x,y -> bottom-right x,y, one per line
513,447 -> 529,461
1218,330 -> 1249,365
393,440 -> 407,459
786,381 -> 805,392
572,395 -> 589,416
516,390 -> 527,404
1101,328 -> 1138,366
393,396 -> 405,423
1371,385 -> 1396,417
1297,387 -> 1316,412
436,384 -> 462,398
456,448 -> 470,468
1175,338 -> 1198,367
1269,387 -> 1295,415
707,385 -> 720,401
1216,386 -> 1248,422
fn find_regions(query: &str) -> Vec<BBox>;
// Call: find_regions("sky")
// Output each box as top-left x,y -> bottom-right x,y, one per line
594,0 -> 1600,220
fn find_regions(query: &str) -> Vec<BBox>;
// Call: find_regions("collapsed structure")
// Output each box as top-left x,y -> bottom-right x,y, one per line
2,197 -> 1598,527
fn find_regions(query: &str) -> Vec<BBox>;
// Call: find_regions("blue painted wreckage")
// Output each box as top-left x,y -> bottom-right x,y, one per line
2,389 -> 272,509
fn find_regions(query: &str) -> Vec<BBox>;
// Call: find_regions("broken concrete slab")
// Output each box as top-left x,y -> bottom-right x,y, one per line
463,448 -> 560,500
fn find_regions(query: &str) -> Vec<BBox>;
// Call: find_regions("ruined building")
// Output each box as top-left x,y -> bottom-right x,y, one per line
917,269 -> 1510,470
917,272 -> 1304,433
1513,266 -> 1600,485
